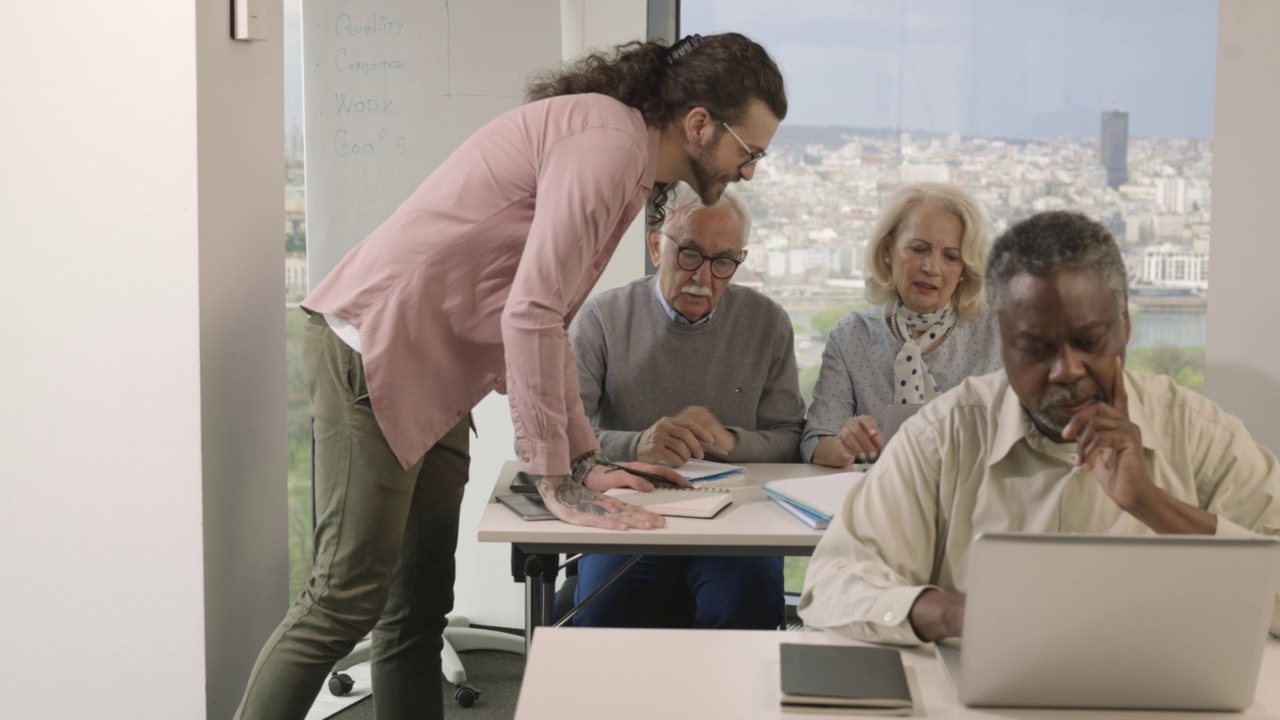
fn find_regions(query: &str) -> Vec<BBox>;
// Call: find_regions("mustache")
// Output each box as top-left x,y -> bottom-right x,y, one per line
1039,385 -> 1108,410
680,283 -> 712,297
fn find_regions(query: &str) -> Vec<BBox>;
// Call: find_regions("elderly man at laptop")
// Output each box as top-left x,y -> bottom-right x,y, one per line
799,210 -> 1280,645
567,183 -> 806,628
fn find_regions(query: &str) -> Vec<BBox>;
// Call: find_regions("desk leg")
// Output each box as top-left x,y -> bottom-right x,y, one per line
521,553 -> 558,655
554,554 -> 642,628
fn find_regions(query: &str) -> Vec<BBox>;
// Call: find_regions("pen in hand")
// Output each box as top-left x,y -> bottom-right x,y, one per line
598,460 -> 689,488
699,440 -> 730,463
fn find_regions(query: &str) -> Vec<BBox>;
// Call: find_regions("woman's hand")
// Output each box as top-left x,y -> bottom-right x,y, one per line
812,415 -> 882,467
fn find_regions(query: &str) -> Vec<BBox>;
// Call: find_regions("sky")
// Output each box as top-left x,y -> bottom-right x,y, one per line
680,0 -> 1218,139
285,0 -> 1218,141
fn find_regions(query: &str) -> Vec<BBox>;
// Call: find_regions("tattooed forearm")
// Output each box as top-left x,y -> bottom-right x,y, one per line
538,474 -> 613,517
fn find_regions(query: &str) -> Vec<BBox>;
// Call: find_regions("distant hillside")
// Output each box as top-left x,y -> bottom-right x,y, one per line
774,124 -> 1035,149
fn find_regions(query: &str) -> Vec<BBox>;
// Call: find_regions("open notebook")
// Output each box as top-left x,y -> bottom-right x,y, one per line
605,487 -> 732,519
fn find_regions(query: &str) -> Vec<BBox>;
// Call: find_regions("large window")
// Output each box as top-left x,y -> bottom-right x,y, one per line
285,0 -> 311,602
681,0 -> 1218,591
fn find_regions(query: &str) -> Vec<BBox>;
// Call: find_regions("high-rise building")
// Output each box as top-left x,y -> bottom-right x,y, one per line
1100,109 -> 1129,189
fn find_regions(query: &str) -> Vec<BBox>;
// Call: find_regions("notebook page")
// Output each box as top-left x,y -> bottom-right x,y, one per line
604,487 -> 732,519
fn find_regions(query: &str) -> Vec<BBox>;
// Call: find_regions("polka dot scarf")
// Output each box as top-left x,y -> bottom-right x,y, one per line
890,300 -> 956,405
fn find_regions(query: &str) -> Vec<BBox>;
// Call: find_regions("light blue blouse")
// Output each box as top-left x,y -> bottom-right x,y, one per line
801,304 -> 1003,461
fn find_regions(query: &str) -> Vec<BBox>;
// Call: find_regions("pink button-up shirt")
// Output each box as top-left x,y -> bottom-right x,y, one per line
303,94 -> 660,474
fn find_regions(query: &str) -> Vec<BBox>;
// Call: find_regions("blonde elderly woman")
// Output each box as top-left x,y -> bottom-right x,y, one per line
803,183 -> 1002,467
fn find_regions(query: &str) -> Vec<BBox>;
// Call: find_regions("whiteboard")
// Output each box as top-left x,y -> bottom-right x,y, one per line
302,0 -> 561,285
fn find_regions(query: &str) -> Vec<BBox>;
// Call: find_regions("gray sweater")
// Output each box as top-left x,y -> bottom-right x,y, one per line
568,277 -> 805,463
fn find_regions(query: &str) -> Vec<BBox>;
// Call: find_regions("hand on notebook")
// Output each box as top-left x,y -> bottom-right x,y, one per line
535,475 -> 668,531
813,415 -> 882,467
636,405 -> 735,466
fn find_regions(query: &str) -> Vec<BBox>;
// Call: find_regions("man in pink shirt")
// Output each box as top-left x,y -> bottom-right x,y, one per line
234,33 -> 787,720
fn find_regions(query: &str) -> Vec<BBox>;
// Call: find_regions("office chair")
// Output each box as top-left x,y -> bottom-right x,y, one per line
332,618 -> 525,708
440,616 -> 525,707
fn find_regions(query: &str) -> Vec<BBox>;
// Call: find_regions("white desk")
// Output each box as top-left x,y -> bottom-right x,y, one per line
478,461 -> 850,554
514,627 -> 1280,720
476,461 -> 853,636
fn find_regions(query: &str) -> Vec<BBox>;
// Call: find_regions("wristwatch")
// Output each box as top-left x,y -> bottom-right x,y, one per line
570,450 -> 607,484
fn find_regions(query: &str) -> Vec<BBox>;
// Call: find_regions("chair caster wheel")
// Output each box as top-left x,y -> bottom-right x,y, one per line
327,671 -> 354,697
454,682 -> 480,708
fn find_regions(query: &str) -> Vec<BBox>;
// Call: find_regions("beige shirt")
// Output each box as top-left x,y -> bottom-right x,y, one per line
798,369 -> 1280,645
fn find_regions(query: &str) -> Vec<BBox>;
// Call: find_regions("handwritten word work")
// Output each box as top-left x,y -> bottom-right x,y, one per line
327,12 -> 408,158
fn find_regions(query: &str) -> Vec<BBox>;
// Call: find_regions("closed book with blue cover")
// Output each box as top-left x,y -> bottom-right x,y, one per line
768,496 -> 829,530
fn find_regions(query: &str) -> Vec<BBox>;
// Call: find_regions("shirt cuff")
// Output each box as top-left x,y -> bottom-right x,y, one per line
803,584 -> 937,647
865,585 -> 936,645
1214,516 -> 1256,537
517,438 -> 570,476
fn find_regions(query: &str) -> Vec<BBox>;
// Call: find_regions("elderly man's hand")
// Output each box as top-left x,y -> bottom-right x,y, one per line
673,406 -> 736,456
536,475 -> 666,531
1062,358 -> 1215,534
1062,359 -> 1151,511
636,406 -> 725,466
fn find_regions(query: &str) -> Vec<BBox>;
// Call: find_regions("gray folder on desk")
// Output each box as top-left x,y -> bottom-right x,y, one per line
779,643 -> 911,714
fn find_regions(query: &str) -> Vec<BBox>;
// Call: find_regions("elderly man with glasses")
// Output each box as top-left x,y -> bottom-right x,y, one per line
564,182 -> 806,629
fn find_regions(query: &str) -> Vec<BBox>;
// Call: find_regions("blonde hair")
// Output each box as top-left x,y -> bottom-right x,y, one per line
863,183 -> 989,320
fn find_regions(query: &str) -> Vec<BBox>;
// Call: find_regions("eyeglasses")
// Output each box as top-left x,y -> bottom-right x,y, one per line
721,122 -> 767,171
664,234 -> 745,280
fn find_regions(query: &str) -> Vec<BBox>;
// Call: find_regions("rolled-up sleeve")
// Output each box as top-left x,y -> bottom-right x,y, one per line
798,420 -> 944,645
502,128 -> 645,475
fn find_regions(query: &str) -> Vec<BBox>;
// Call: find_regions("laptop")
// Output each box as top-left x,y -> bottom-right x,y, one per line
936,533 -> 1280,711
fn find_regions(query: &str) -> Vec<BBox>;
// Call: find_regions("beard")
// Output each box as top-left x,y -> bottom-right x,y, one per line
1031,384 -> 1109,436
689,141 -> 730,205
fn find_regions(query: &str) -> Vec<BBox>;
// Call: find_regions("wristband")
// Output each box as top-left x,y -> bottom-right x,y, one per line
570,450 -> 607,484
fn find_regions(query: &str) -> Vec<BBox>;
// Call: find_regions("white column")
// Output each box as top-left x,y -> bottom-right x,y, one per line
1,0 -> 286,717
1205,0 -> 1280,452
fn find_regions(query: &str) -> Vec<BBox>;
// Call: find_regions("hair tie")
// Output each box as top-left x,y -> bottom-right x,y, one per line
665,34 -> 704,64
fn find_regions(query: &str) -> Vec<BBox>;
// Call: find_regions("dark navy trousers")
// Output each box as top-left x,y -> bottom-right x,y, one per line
572,554 -> 784,629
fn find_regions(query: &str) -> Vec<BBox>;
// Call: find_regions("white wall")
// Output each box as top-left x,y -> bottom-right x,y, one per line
453,0 -> 650,629
1204,0 -> 1280,453
0,1 -> 284,718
